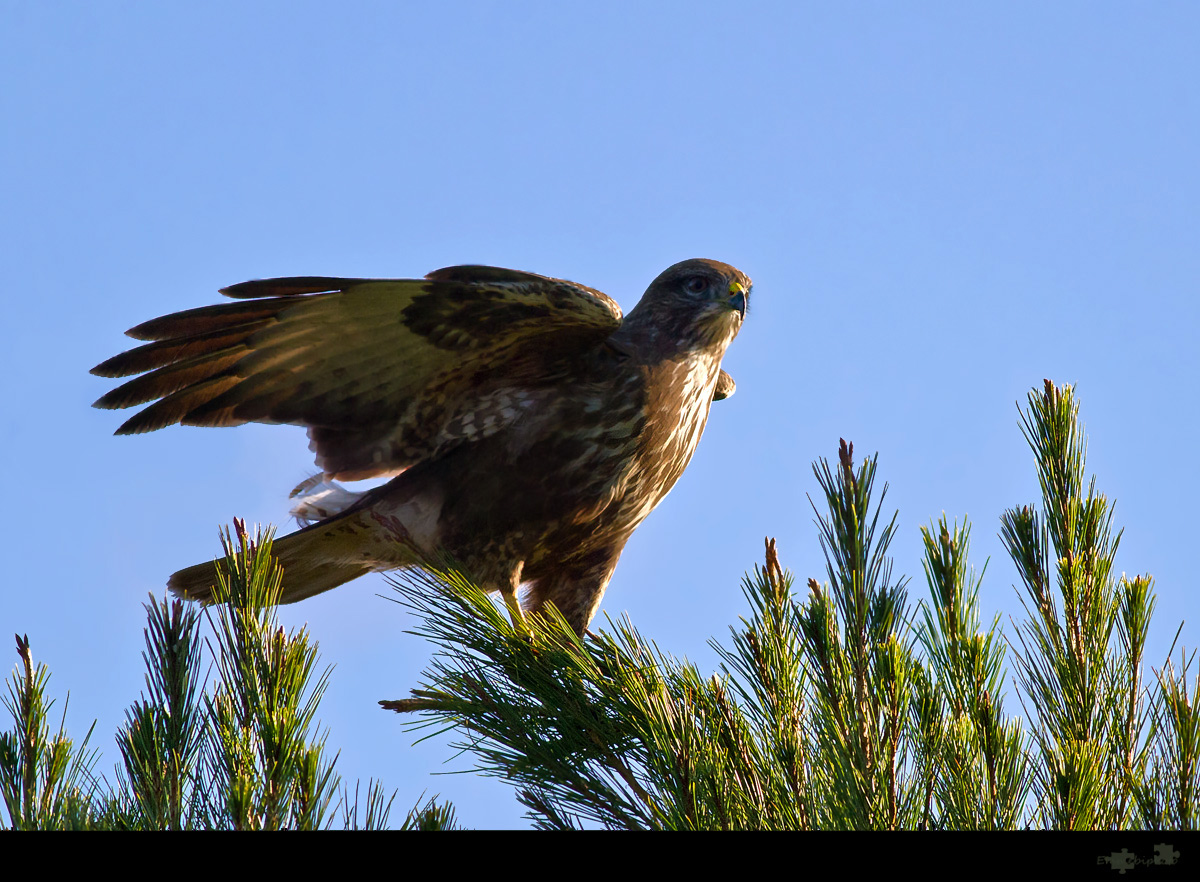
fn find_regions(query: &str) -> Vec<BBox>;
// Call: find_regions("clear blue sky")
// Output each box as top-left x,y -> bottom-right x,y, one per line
2,2 -> 1197,828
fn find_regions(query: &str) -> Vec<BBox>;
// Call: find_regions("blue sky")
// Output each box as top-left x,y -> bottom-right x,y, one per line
2,3 -> 1197,828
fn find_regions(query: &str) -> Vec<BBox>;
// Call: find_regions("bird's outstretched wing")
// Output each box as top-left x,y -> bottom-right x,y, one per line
92,266 -> 623,479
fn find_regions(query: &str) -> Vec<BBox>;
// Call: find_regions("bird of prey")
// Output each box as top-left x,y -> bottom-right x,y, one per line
92,259 -> 750,634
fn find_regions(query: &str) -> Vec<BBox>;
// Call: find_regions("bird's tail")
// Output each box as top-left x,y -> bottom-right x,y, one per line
168,500 -> 414,604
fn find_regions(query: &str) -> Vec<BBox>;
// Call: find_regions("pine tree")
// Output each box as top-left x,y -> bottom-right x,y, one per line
3,381 -> 1196,829
384,381 -> 1197,829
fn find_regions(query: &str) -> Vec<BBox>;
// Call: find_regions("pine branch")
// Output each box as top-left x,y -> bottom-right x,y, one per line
5,380 -> 1193,830
1003,381 -> 1155,829
0,635 -> 101,829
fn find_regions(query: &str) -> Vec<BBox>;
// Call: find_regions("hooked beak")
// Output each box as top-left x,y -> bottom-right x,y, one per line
727,281 -> 748,320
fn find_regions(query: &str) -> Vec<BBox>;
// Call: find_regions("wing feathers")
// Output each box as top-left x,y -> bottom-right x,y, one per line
91,324 -> 272,378
94,348 -> 249,410
219,276 -> 375,299
426,265 -> 567,286
94,267 -> 625,478
126,300 -> 288,342
713,369 -> 736,401
116,376 -> 245,434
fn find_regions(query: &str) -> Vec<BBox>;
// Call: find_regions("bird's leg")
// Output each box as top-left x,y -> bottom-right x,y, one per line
501,560 -> 528,635
524,552 -> 620,638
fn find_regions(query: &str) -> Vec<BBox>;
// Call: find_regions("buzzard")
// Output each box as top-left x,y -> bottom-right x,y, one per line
92,259 -> 750,634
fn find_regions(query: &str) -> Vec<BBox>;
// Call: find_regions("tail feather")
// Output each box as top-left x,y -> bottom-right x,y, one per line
168,502 -> 412,604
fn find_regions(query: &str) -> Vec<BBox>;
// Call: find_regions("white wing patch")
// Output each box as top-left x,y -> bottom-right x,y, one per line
290,475 -> 366,526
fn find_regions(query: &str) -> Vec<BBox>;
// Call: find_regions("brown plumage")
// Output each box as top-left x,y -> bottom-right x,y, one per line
93,259 -> 750,633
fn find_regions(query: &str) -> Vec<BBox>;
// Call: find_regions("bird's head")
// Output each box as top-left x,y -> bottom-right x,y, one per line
630,258 -> 751,352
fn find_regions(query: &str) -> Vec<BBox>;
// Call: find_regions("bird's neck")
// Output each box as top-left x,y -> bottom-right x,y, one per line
614,304 -> 739,363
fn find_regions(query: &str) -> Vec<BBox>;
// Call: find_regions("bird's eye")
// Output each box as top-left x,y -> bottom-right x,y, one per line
683,276 -> 708,295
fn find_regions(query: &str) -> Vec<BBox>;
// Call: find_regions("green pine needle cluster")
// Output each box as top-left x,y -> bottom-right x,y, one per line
382,381 -> 1197,829
0,635 -> 100,829
2,520 -> 453,830
4,380 -> 1197,829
